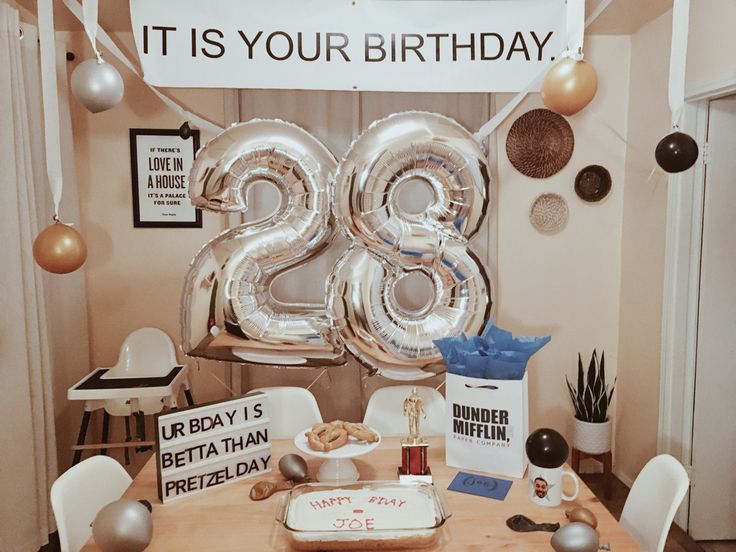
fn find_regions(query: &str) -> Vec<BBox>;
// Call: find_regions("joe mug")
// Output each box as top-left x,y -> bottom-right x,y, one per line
528,463 -> 579,506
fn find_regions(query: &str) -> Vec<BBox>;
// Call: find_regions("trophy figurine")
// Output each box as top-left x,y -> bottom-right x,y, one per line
399,387 -> 432,481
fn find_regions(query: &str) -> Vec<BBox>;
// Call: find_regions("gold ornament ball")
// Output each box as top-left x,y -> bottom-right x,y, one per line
32,222 -> 87,274
541,58 -> 598,116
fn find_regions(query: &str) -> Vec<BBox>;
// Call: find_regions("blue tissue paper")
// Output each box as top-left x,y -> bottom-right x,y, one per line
433,322 -> 550,380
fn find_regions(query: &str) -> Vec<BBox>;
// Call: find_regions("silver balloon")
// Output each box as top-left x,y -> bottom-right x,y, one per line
333,111 -> 489,261
181,119 -> 345,366
327,242 -> 490,375
550,522 -> 600,552
92,499 -> 153,552
278,454 -> 309,482
328,112 -> 492,379
70,59 -> 124,113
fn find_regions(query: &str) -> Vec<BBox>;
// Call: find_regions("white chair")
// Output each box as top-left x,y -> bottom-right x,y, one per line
51,456 -> 132,552
364,386 -> 446,437
103,327 -> 191,416
619,454 -> 689,552
250,386 -> 323,439
67,327 -> 193,465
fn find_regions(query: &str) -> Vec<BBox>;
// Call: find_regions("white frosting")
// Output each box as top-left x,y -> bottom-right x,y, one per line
287,488 -> 437,532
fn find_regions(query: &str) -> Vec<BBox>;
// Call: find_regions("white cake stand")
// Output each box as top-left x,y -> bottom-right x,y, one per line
294,426 -> 381,484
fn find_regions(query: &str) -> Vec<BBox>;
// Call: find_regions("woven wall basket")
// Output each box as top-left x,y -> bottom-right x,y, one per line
506,109 -> 575,179
529,193 -> 569,234
575,164 -> 612,203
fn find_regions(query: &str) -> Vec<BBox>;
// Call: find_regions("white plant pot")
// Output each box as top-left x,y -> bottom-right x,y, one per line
572,418 -> 612,455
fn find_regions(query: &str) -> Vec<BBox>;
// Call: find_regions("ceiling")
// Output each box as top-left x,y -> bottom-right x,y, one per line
17,0 -> 672,35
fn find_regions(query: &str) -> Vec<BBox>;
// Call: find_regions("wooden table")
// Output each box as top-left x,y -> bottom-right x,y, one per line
83,437 -> 641,550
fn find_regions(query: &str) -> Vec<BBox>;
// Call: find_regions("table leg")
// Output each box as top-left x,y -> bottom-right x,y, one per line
184,388 -> 195,406
124,416 -> 131,465
603,451 -> 613,500
571,448 -> 581,472
72,410 -> 92,466
100,412 -> 111,456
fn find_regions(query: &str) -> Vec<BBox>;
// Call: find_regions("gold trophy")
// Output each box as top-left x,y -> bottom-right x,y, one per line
398,387 -> 432,482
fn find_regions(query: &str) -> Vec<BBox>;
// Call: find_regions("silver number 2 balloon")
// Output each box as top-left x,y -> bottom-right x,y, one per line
328,112 -> 492,379
181,119 -> 345,366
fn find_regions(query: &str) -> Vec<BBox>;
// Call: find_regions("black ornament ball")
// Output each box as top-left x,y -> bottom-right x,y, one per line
655,131 -> 699,173
179,121 -> 192,140
526,428 -> 569,468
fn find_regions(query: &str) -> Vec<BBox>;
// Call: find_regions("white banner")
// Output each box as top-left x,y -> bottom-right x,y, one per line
130,0 -> 567,92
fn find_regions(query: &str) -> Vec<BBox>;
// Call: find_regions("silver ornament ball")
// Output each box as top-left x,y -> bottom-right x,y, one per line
278,454 -> 309,482
550,522 -> 600,552
71,59 -> 124,113
92,499 -> 153,552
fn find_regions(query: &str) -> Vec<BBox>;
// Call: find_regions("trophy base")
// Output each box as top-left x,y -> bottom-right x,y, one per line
399,441 -> 430,482
398,466 -> 433,484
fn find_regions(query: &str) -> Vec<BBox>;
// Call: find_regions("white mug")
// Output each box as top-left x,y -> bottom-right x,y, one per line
528,463 -> 579,507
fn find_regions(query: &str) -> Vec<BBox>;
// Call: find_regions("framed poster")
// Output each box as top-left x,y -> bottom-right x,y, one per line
129,128 -> 202,228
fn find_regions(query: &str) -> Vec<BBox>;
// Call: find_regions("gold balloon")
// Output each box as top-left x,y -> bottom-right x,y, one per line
33,222 -> 87,274
565,507 -> 598,529
541,58 -> 598,116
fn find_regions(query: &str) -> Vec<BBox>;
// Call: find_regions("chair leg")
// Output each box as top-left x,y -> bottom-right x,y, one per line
135,411 -> 152,452
72,410 -> 92,466
124,416 -> 132,465
184,388 -> 195,406
100,412 -> 111,456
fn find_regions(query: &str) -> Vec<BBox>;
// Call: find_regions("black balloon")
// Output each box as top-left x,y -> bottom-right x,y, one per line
655,131 -> 698,173
526,428 -> 569,468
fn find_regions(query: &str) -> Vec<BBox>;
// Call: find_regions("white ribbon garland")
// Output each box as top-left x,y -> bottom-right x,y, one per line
37,0 -> 63,218
82,0 -> 101,62
565,0 -> 586,60
668,0 -> 690,128
475,0 -> 611,141
61,0 -> 224,136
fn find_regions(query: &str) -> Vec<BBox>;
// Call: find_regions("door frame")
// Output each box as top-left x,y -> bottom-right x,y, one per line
659,74 -> 736,531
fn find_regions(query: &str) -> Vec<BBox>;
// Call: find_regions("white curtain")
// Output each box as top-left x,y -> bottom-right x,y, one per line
0,4 -> 89,550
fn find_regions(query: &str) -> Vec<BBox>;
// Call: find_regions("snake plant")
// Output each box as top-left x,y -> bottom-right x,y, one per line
565,350 -> 616,423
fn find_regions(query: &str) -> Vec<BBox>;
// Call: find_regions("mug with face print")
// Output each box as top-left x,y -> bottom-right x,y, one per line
528,463 -> 580,507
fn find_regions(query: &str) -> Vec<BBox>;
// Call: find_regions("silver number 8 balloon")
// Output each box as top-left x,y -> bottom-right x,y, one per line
329,112 -> 492,379
181,113 -> 492,379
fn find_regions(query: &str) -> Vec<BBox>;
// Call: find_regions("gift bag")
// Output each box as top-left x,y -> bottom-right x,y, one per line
445,372 -> 529,478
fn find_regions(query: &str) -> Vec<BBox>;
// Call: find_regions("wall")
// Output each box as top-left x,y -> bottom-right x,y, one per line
495,36 -> 630,442
686,0 -> 736,93
615,10 -> 673,485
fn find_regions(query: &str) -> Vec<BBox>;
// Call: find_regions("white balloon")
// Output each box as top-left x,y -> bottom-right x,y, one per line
71,59 -> 124,113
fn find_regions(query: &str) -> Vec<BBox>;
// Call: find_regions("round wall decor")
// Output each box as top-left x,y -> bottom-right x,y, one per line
574,165 -> 611,203
529,193 -> 569,234
506,108 -> 574,179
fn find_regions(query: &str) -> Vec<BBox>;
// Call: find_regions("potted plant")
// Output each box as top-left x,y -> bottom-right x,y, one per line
565,350 -> 616,455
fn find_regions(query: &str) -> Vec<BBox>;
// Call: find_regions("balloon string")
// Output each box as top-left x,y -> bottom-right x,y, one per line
474,0 -> 613,141
564,0 -> 586,61
81,0 -> 102,62
60,0 -> 224,136
37,0 -> 64,218
306,368 -> 329,391
585,106 -> 668,183
197,360 -> 237,396
669,0 -> 690,128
